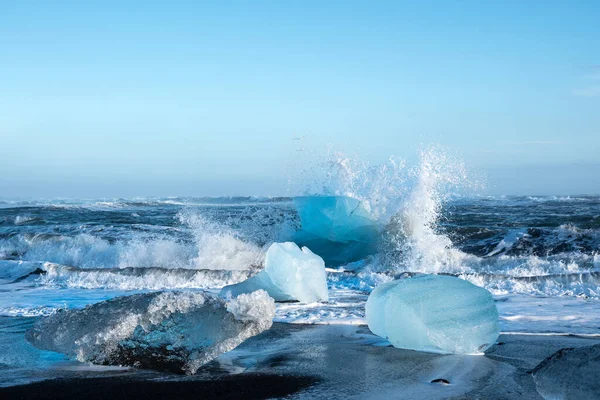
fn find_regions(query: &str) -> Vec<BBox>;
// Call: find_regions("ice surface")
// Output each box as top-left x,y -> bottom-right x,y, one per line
221,242 -> 328,303
26,290 -> 275,374
532,344 -> 600,400
366,274 -> 499,354
293,196 -> 377,242
292,196 -> 380,265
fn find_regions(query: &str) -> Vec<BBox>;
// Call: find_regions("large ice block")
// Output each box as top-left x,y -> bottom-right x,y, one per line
292,196 -> 380,265
26,290 -> 275,374
366,274 -> 499,354
221,242 -> 328,303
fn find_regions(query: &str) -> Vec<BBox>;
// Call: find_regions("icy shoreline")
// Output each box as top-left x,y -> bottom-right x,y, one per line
3,320 -> 600,399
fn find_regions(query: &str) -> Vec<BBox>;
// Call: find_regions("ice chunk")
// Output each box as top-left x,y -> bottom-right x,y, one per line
221,242 -> 328,303
292,196 -> 380,265
293,196 -> 378,242
366,274 -> 499,354
26,290 -> 275,374
532,344 -> 600,400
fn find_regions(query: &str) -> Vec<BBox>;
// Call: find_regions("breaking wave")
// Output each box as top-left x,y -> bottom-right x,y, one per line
40,263 -> 254,290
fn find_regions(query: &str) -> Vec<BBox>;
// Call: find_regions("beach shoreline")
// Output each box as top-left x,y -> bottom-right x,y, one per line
2,322 -> 599,399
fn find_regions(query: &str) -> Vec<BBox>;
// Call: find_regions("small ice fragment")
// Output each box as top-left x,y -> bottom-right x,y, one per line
366,274 -> 499,354
26,290 -> 275,374
221,242 -> 328,303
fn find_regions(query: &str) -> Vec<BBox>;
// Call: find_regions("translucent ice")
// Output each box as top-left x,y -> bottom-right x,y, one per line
26,290 -> 275,374
221,242 -> 328,303
292,196 -> 380,265
366,274 -> 499,354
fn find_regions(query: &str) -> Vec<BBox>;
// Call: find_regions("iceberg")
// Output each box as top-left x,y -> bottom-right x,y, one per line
221,242 -> 328,303
26,290 -> 275,374
292,196 -> 380,265
366,274 -> 499,354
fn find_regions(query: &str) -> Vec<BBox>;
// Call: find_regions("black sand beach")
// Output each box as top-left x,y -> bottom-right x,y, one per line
2,323 -> 599,399
0,374 -> 318,400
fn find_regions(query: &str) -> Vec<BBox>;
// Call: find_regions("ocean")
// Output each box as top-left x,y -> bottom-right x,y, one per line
2,194 -> 599,332
1,150 -> 599,388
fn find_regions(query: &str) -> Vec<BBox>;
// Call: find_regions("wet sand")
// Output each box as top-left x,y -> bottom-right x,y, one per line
2,323 -> 599,399
0,374 -> 318,400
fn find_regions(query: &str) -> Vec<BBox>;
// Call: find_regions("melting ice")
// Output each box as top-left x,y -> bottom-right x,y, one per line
27,290 -> 275,374
366,274 -> 499,354
221,242 -> 328,303
292,196 -> 380,265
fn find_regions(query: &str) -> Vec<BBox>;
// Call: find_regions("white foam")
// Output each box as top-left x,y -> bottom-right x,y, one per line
40,263 -> 253,290
1,213 -> 265,271
179,212 -> 264,270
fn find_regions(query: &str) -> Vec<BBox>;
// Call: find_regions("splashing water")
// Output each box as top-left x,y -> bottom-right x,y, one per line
291,147 -> 407,222
391,147 -> 475,273
297,145 -> 477,274
177,212 -> 264,271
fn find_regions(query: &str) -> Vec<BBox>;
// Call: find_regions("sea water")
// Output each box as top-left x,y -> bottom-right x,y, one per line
1,148 -> 600,383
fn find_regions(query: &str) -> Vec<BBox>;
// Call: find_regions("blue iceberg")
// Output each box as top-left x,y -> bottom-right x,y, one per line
292,196 -> 380,265
366,274 -> 499,354
221,242 -> 328,303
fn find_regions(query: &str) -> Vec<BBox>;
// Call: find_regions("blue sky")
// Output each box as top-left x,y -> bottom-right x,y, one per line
1,1 -> 599,197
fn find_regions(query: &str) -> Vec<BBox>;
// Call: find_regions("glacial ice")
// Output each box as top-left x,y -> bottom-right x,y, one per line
366,274 -> 499,354
221,242 -> 328,303
26,290 -> 275,374
292,196 -> 380,265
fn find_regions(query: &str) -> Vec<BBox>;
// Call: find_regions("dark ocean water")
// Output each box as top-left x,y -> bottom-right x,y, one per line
0,194 -> 599,387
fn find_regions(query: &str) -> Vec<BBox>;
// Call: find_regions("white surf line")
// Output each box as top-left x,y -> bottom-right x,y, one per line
500,331 -> 600,338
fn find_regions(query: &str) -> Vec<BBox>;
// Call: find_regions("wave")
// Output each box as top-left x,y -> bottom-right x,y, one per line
0,196 -> 293,210
527,196 -> 593,203
39,263 -> 254,290
327,266 -> 600,299
462,271 -> 600,298
0,260 -> 44,283
481,226 -> 600,257
0,215 -> 267,271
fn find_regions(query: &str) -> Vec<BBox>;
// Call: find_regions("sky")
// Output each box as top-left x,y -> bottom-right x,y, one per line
1,1 -> 599,197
